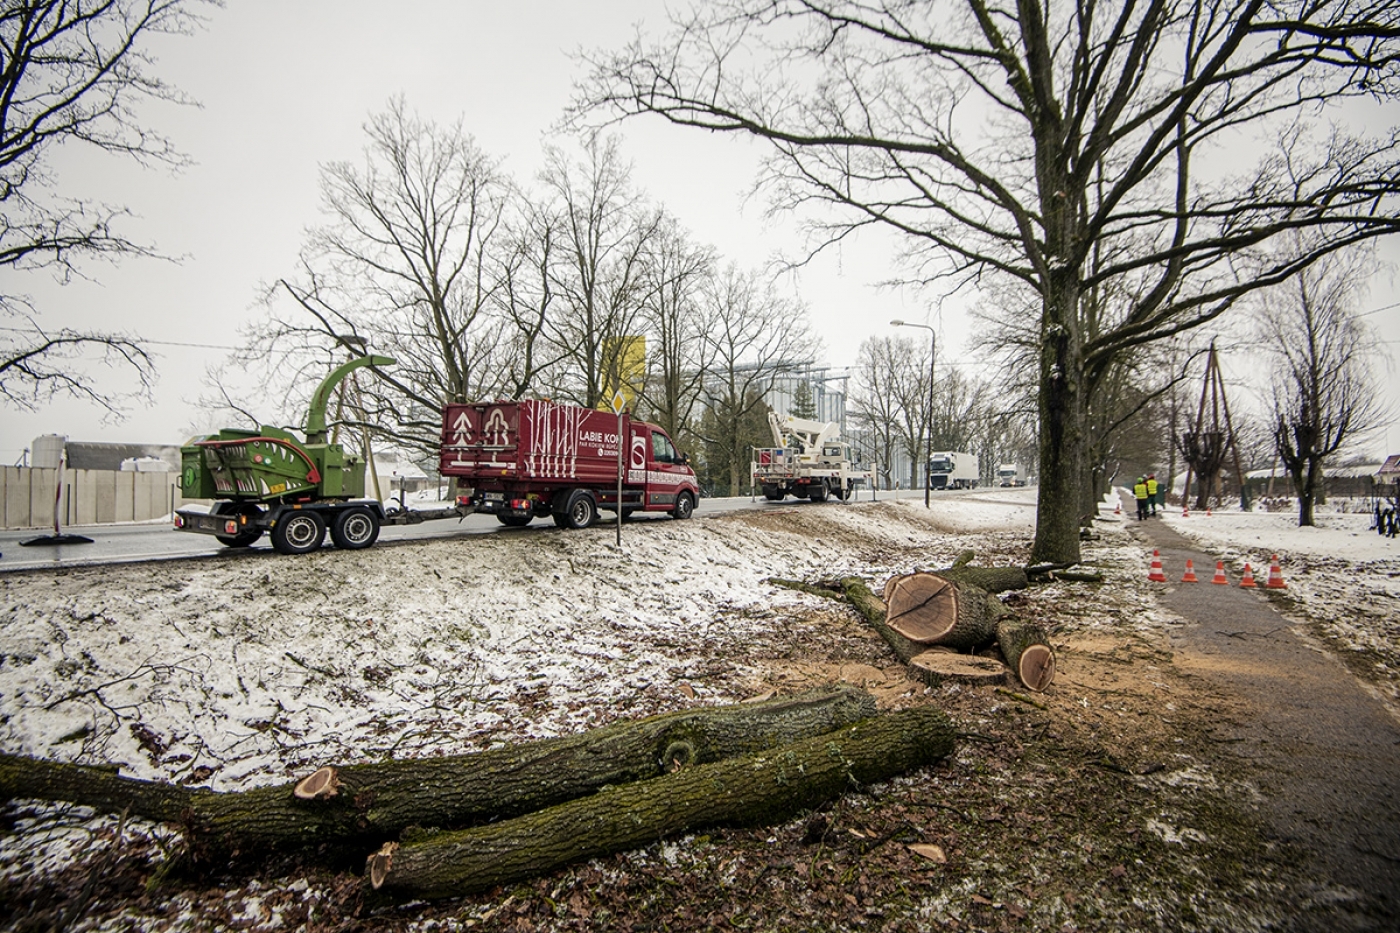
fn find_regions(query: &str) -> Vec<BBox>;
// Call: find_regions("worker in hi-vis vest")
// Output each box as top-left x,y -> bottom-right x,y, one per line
1133,477 -> 1150,521
1145,474 -> 1159,516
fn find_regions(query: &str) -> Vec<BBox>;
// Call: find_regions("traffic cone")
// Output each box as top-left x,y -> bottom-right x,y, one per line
1182,503 -> 1189,517
1239,563 -> 1257,588
1149,549 -> 1167,582
1211,561 -> 1229,585
1181,559 -> 1198,583
1266,555 -> 1287,589
1206,507 -> 1212,517
1114,501 -> 1121,516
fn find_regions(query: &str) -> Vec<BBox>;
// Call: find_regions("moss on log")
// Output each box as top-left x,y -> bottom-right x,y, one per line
932,565 -> 1030,594
371,704 -> 957,899
0,687 -> 877,858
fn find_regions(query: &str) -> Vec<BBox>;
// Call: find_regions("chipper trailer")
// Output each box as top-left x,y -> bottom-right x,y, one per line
174,355 -> 468,554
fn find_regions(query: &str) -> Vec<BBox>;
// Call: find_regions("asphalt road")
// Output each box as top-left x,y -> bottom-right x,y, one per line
0,486 -> 956,573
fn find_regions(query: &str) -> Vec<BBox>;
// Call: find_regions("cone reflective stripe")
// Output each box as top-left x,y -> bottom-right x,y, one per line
1211,561 -> 1229,585
1239,563 -> 1257,588
1182,504 -> 1189,517
1266,555 -> 1287,589
1181,559 -> 1198,583
1149,549 -> 1167,582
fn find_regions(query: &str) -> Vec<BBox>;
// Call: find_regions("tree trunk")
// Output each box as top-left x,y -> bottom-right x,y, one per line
882,573 -> 1003,651
0,687 -> 877,858
907,651 -> 1008,687
996,620 -> 1056,692
1031,273 -> 1087,565
931,564 -> 1030,594
369,705 -> 956,900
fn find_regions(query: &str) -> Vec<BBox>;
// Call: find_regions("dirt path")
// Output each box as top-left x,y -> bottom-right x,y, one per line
1130,515 -> 1400,929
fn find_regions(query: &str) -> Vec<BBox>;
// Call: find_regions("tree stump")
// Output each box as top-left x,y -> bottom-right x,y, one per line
907,651 -> 1009,686
996,620 -> 1056,691
369,705 -> 957,900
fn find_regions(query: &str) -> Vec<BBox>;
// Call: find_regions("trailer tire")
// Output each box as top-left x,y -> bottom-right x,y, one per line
331,507 -> 381,549
673,491 -> 695,520
556,490 -> 597,529
213,504 -> 263,547
270,511 -> 327,555
808,482 -> 829,502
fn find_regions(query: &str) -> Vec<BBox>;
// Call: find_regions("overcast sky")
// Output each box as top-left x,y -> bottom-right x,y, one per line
4,1 -> 1398,463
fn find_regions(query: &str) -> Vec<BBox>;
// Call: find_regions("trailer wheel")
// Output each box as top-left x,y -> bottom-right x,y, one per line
270,511 -> 326,555
672,491 -> 695,520
331,507 -> 380,549
557,490 -> 597,529
213,504 -> 263,547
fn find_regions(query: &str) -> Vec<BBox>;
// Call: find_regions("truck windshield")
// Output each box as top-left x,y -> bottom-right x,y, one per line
929,458 -> 953,472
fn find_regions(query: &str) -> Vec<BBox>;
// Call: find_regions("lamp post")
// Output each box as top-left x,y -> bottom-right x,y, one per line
891,319 -> 936,509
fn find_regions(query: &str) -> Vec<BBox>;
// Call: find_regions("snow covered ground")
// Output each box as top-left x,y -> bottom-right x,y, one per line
2,486 -> 1396,929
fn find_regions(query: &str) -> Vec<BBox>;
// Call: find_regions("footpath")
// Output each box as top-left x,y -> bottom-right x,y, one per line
1125,508 -> 1400,930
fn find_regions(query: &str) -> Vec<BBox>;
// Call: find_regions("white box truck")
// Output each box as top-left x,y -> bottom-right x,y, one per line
928,452 -> 979,490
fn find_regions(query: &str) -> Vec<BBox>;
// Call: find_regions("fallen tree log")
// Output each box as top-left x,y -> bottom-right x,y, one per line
0,686 -> 877,858
881,573 -> 1003,651
368,704 -> 956,900
929,564 -> 1029,594
996,621 -> 1056,691
841,576 -> 923,663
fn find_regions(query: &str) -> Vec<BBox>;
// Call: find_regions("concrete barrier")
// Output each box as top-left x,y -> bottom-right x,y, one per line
0,466 -> 194,529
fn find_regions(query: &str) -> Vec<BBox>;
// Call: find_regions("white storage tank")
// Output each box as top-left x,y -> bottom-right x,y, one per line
31,434 -> 67,469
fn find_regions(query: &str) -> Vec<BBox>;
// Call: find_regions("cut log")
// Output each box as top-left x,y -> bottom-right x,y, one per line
0,686 -> 877,858
369,705 -> 956,900
841,576 -> 922,663
931,564 -> 1029,594
908,651 -> 1008,687
996,620 -> 1056,691
882,573 -> 1000,651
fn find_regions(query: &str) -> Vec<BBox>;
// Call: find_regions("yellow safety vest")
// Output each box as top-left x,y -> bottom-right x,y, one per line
1146,478 -> 1159,496
1133,482 -> 1148,499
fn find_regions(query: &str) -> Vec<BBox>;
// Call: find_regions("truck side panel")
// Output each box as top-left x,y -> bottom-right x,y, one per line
440,401 -> 623,486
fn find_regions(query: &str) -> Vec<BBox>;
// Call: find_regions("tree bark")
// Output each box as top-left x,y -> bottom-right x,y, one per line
369,705 -> 956,900
996,620 -> 1057,692
931,564 -> 1030,594
0,687 -> 877,858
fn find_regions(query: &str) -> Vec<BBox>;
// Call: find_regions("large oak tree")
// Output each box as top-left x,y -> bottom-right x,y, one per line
576,0 -> 1400,562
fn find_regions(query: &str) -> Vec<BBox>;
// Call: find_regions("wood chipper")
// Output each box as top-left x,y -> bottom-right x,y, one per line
174,355 -> 462,554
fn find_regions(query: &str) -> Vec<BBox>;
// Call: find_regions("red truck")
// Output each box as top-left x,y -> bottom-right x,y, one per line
439,399 -> 700,528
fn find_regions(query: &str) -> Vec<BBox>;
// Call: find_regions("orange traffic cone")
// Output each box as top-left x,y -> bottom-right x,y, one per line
1114,501 -> 1121,516
1181,559 -> 1198,583
1211,561 -> 1229,585
1239,563 -> 1257,588
1206,507 -> 1212,517
1149,549 -> 1167,582
1182,503 -> 1189,517
1266,555 -> 1287,589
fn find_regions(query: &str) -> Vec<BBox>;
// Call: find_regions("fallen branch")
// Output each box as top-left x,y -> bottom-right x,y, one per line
1,686 -> 878,860
368,704 -> 957,900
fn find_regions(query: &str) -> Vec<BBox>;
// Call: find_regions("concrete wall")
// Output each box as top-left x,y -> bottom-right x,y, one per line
0,467 -> 196,529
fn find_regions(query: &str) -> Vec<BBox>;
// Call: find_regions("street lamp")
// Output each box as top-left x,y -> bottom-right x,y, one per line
891,319 -> 937,509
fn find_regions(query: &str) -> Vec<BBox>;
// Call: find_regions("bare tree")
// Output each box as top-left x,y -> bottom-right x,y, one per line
850,336 -> 912,488
1,0 -> 209,414
1261,245 -> 1388,526
637,212 -> 716,443
237,99 -> 515,456
537,137 -> 663,409
698,263 -> 812,494
576,0 -> 1400,562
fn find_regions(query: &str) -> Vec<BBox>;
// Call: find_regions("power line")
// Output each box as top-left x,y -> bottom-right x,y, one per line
0,326 -> 241,351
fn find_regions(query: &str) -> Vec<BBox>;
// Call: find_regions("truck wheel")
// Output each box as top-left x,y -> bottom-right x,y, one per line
497,513 -> 534,527
270,511 -> 326,555
672,492 -> 695,520
557,490 -> 597,529
331,506 -> 380,549
808,482 -> 829,502
762,485 -> 783,501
